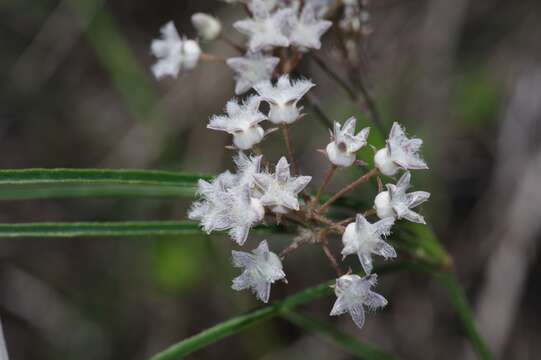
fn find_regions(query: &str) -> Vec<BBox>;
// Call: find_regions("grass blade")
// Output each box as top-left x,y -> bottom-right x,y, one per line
282,311 -> 395,360
0,169 -> 209,200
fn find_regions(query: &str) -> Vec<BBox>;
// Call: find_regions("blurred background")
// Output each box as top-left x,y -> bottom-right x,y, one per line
1,0 -> 541,359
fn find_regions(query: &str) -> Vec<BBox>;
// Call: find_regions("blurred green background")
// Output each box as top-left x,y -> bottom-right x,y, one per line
1,0 -> 541,359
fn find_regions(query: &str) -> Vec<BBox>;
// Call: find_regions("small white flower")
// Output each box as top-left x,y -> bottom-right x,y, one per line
326,117 -> 370,167
188,154 -> 266,245
226,53 -> 280,95
233,0 -> 294,52
330,274 -> 387,329
341,214 -> 396,275
374,171 -> 430,224
191,13 -> 222,41
231,240 -> 286,303
254,157 -> 312,214
254,75 -> 315,124
208,95 -> 267,150
374,122 -> 428,176
288,3 -> 332,50
150,21 -> 201,78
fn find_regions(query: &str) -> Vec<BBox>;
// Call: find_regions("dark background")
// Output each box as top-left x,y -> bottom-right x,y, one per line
1,0 -> 541,359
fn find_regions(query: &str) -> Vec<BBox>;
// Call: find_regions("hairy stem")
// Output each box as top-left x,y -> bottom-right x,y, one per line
311,165 -> 337,209
317,168 -> 379,214
321,240 -> 343,276
281,123 -> 297,174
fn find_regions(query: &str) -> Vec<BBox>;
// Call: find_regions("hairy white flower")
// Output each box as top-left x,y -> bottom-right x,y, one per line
330,274 -> 387,329
232,240 -> 286,302
254,75 -> 315,124
150,21 -> 201,78
288,3 -> 332,50
188,154 -> 266,245
233,0 -> 294,52
374,171 -> 430,224
254,157 -> 311,214
226,53 -> 280,95
326,117 -> 370,167
208,95 -> 267,150
341,214 -> 396,275
374,122 -> 428,176
191,13 -> 222,41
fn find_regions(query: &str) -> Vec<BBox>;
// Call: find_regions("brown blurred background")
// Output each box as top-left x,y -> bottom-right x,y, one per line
1,0 -> 541,359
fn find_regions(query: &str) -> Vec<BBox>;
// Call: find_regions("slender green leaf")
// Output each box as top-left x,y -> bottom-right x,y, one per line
282,311 -> 395,360
147,261 -> 491,360
0,169 -> 209,200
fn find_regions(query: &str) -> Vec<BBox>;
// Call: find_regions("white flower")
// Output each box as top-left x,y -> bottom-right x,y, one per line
254,75 -> 315,124
150,21 -> 201,78
188,154 -> 266,245
341,214 -> 396,275
326,117 -> 370,167
374,122 -> 428,176
233,0 -> 294,52
254,157 -> 312,214
374,171 -> 430,224
191,13 -> 222,41
288,3 -> 332,50
207,95 -> 267,150
226,53 -> 280,95
330,274 -> 387,329
231,240 -> 286,303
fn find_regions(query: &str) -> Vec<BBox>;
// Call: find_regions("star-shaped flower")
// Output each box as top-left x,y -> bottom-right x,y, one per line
150,21 -> 201,79
288,3 -> 332,50
226,53 -> 280,95
326,117 -> 370,167
207,95 -> 267,150
341,214 -> 396,275
254,157 -> 312,214
254,75 -> 315,124
374,122 -> 428,176
233,0 -> 294,52
374,171 -> 430,224
188,155 -> 266,245
330,274 -> 388,329
231,240 -> 286,303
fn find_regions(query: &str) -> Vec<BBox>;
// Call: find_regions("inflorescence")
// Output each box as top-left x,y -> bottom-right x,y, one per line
151,0 -> 430,330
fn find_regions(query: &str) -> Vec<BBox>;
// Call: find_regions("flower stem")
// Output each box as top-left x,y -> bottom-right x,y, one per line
200,53 -> 226,64
321,240 -> 343,276
317,168 -> 379,214
312,164 -> 337,209
281,123 -> 297,174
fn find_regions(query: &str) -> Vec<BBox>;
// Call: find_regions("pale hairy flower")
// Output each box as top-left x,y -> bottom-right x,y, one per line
226,53 -> 280,95
188,153 -> 266,245
233,0 -> 294,52
374,122 -> 428,176
254,157 -> 311,214
374,171 -> 430,224
330,274 -> 387,329
254,75 -> 315,124
231,240 -> 286,302
207,95 -> 267,150
288,3 -> 332,50
191,13 -> 222,41
150,21 -> 201,78
341,214 -> 396,275
326,117 -> 370,167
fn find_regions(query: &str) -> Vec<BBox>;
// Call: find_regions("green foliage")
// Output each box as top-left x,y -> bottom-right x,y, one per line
0,168 -> 209,199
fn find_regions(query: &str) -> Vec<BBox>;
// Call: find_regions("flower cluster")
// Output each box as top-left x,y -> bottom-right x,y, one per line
153,0 -> 431,330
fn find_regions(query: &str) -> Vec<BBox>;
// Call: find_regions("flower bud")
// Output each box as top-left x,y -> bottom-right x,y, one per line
191,13 -> 222,41
326,142 -> 356,167
232,125 -> 265,150
374,191 -> 395,219
180,39 -> 202,70
374,147 -> 399,176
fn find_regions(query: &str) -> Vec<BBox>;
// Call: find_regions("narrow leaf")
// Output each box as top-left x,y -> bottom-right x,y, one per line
0,169 -> 210,200
282,311 -> 395,360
